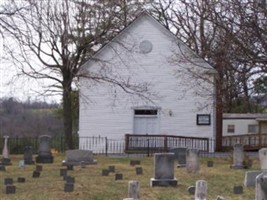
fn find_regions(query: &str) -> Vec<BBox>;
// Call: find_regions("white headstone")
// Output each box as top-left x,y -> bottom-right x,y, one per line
2,136 -> 9,159
255,172 -> 267,200
195,180 -> 207,200
232,144 -> 244,169
186,149 -> 200,173
259,148 -> 267,170
128,180 -> 139,200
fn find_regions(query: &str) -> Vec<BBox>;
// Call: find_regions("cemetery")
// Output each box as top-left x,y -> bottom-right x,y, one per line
0,139 -> 266,200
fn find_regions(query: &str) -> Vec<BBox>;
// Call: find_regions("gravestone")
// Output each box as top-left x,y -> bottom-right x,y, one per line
65,176 -> 75,183
108,165 -> 115,173
5,185 -> 16,194
17,177 -> 26,183
195,180 -> 207,200
32,170 -> 40,178
18,160 -> 25,169
216,196 -> 225,200
115,173 -> 123,180
259,148 -> 267,170
130,160 -> 141,166
170,147 -> 187,167
1,136 -> 11,165
35,135 -> 54,163
64,183 -> 74,192
186,149 -> 200,173
4,178 -> 13,185
136,167 -> 143,175
67,165 -> 74,170
36,165 -> 43,172
187,186 -> 195,195
233,185 -> 243,194
244,171 -> 262,187
102,169 -> 109,176
231,144 -> 244,169
207,160 -> 213,167
150,153 -> 177,187
60,168 -> 68,177
255,172 -> 267,200
62,150 -> 97,166
128,180 -> 140,200
0,164 -> 6,171
24,146 -> 34,164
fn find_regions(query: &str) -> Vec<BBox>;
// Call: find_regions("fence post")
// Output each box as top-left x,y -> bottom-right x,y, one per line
105,137 -> 108,156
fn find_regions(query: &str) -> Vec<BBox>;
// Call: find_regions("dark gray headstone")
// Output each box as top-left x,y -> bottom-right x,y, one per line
170,148 -> 187,167
64,183 -> 74,192
130,160 -> 141,166
207,160 -> 214,167
115,173 -> 123,180
4,178 -> 13,185
102,169 -> 109,176
17,177 -> 26,183
35,135 -> 54,163
60,168 -> 67,177
187,186 -> 195,195
32,170 -> 40,178
24,146 -> 34,164
65,176 -> 75,184
135,167 -> 143,175
63,150 -> 97,166
5,185 -> 16,194
244,171 -> 262,187
0,164 -> 6,171
36,165 -> 43,172
233,185 -> 243,194
108,165 -> 115,173
67,165 -> 74,170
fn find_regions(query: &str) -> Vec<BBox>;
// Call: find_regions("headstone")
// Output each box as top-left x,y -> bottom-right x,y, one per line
135,167 -> 143,175
65,176 -> 75,183
233,185 -> 243,194
1,136 -> 11,165
35,135 -> 54,163
17,177 -> 26,183
150,153 -> 177,187
62,150 -> 97,166
170,147 -> 187,167
255,172 -> 267,200
128,180 -> 140,199
80,161 -> 86,168
32,170 -> 40,178
4,178 -> 13,185
60,168 -> 67,177
0,164 -> 6,171
102,169 -> 109,176
207,160 -> 213,167
259,148 -> 267,170
244,171 -> 262,187
130,160 -> 141,166
5,185 -> 16,194
36,165 -> 43,172
186,149 -> 200,173
231,144 -> 244,169
24,146 -> 34,164
108,165 -> 115,173
64,183 -> 74,192
115,173 -> 123,180
216,196 -> 225,200
18,160 -> 25,169
187,186 -> 195,195
67,165 -> 74,170
195,180 -> 207,200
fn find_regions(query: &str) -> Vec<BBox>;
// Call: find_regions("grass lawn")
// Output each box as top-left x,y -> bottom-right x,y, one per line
0,154 -> 259,200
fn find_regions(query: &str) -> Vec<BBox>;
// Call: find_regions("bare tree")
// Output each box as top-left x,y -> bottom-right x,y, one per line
0,0 -> 149,149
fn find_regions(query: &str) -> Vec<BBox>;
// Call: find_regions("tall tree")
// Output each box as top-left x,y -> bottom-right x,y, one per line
0,0 -> 149,149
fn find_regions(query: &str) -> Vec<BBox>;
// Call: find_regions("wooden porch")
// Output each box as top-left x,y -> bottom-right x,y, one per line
222,133 -> 267,151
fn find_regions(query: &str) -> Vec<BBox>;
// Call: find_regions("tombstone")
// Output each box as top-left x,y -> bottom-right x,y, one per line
187,186 -> 195,195
36,165 -> 43,172
216,196 -> 225,200
233,185 -> 243,194
128,180 -> 140,199
17,177 -> 26,183
60,168 -> 68,177
102,169 -> 109,176
5,185 -> 16,194
18,160 -> 25,169
1,136 -> 11,165
207,160 -> 213,167
66,165 -> 74,170
170,147 -> 187,167
32,170 -> 40,178
0,164 -> 6,171
231,144 -> 244,169
35,135 -> 54,163
62,150 -> 97,166
65,176 -> 75,184
64,183 -> 74,192
80,161 -> 86,168
4,178 -> 13,185
130,160 -> 141,166
108,165 -> 115,173
244,171 -> 262,187
135,167 -> 143,175
195,180 -> 207,200
150,153 -> 177,187
255,172 -> 267,200
186,149 -> 200,173
24,146 -> 34,164
259,148 -> 267,170
115,173 -> 123,180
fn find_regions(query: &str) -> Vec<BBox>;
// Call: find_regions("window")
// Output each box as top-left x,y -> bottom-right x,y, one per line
248,125 -> 258,133
196,114 -> 211,125
227,125 -> 235,133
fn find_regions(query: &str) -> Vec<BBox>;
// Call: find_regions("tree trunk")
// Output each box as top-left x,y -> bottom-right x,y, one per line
215,72 -> 223,152
63,80 -> 74,150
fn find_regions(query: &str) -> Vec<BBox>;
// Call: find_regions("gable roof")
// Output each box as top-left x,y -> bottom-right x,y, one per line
81,10 -> 216,73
